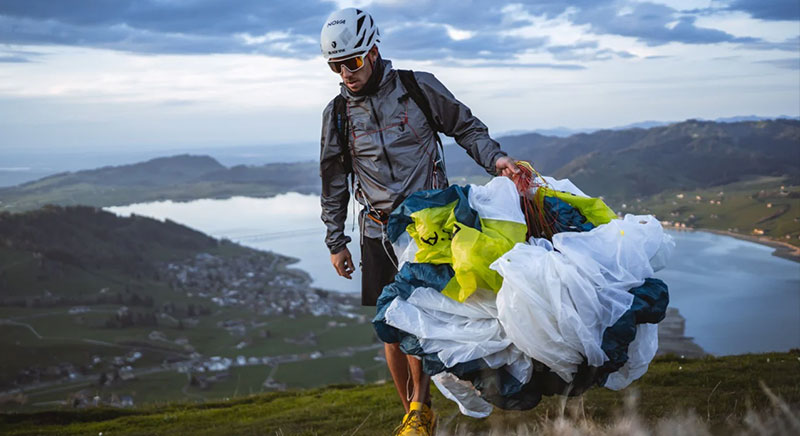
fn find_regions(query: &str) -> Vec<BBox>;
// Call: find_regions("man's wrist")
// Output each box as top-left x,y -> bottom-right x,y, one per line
330,243 -> 348,254
489,151 -> 508,175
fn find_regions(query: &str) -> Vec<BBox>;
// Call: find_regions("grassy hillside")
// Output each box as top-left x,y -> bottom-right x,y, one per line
0,351 -> 798,435
629,176 -> 800,248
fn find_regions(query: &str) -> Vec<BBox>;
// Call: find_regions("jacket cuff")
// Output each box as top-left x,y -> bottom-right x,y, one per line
328,237 -> 351,254
487,150 -> 508,176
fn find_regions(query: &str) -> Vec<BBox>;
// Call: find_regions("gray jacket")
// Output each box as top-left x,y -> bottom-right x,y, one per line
320,59 -> 507,253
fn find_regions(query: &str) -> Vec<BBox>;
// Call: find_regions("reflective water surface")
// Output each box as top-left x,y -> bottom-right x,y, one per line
108,194 -> 800,356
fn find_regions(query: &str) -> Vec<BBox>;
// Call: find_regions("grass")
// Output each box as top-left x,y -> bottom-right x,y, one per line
0,351 -> 797,435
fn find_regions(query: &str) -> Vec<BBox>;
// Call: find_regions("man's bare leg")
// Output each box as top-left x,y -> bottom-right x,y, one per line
406,354 -> 431,405
384,342 -> 411,412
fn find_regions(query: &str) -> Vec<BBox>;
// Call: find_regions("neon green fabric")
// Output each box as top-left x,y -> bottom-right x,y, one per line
408,201 -> 458,265
405,201 -> 527,302
536,187 -> 616,226
443,218 -> 527,302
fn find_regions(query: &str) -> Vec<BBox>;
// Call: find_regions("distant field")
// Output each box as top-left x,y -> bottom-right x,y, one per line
4,345 -> 385,409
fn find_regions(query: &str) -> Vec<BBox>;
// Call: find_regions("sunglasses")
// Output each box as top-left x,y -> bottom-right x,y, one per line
328,53 -> 367,74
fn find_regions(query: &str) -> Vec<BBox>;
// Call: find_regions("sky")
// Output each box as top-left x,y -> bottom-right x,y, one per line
0,0 -> 798,153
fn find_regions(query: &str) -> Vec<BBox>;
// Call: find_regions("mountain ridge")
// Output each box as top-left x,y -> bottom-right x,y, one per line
1,119 -> 798,213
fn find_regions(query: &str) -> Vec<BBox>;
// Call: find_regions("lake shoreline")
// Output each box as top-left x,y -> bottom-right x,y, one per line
700,229 -> 800,264
665,226 -> 800,264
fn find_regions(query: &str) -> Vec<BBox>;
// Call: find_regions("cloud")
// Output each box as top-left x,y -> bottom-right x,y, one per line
0,48 -> 44,63
0,0 -> 332,56
756,58 -> 800,70
381,21 -> 547,60
448,60 -> 587,70
0,55 -> 30,63
547,41 -> 635,61
570,2 -> 758,46
0,0 -> 783,63
742,36 -> 800,52
725,0 -> 800,21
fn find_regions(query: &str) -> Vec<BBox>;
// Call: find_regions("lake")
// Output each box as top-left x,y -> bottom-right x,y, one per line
107,193 -> 800,356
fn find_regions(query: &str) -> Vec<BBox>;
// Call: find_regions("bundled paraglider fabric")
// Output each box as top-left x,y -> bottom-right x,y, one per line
373,175 -> 674,417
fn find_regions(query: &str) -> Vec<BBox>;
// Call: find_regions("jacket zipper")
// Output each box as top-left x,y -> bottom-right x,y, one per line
371,100 -> 395,180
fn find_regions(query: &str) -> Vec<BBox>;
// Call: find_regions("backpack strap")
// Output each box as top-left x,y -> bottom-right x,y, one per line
332,94 -> 352,174
397,69 -> 447,192
397,69 -> 442,143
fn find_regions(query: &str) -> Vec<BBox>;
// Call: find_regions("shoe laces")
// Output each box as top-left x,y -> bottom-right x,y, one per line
393,410 -> 428,435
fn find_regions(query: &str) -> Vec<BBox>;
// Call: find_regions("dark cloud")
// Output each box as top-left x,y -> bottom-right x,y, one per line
368,0 -> 531,33
725,0 -> 800,21
0,0 -> 779,62
0,0 -> 329,36
382,22 -> 546,60
0,0 -> 331,55
571,2 -> 757,46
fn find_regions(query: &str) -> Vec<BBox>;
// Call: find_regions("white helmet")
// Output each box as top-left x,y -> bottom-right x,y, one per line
320,8 -> 380,60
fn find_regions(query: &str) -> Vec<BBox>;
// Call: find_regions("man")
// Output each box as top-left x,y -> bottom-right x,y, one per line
319,8 -> 518,436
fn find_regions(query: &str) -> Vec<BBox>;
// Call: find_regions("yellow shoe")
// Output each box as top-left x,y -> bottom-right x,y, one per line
394,402 -> 436,436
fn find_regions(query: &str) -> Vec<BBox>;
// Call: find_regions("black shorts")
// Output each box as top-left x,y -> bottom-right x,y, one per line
360,236 -> 398,307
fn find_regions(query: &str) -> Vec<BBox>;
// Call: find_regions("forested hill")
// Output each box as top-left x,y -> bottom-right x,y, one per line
0,156 -> 317,212
446,118 -> 800,201
0,205 -> 223,275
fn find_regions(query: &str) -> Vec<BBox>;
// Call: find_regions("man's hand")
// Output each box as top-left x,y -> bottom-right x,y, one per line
495,156 -> 521,178
331,247 -> 355,279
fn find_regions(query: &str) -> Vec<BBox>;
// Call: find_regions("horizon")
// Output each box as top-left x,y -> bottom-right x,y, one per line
1,114 -> 798,188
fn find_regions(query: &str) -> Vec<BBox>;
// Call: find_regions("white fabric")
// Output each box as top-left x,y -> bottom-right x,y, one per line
533,176 -> 589,197
482,345 -> 532,384
605,323 -> 659,390
492,243 -> 616,382
384,297 -> 500,344
468,177 -> 526,224
383,286 -> 531,381
649,232 -> 675,272
493,214 -> 672,383
392,232 -> 418,269
407,287 -> 497,320
424,338 -> 512,367
553,214 -> 668,297
432,373 -> 493,418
